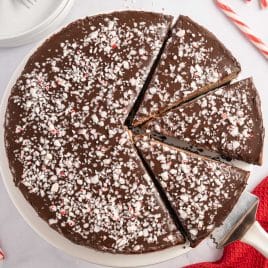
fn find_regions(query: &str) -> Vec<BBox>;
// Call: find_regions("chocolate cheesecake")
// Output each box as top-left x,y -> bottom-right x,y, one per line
4,10 -> 264,254
4,11 -> 186,253
132,15 -> 241,126
144,78 -> 264,165
135,135 -> 250,246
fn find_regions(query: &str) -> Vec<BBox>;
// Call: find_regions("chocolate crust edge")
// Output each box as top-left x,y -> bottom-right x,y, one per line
248,77 -> 265,165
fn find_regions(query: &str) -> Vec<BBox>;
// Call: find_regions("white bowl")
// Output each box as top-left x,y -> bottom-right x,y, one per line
0,0 -> 74,47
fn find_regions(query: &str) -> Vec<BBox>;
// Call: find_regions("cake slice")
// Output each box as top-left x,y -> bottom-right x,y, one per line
132,15 -> 241,126
144,78 -> 264,165
135,135 -> 250,247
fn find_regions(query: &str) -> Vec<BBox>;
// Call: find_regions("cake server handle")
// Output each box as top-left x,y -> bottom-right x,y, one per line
241,221 -> 268,258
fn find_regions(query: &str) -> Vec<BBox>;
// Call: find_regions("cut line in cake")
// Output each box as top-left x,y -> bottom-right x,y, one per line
135,135 -> 250,247
131,15 -> 241,126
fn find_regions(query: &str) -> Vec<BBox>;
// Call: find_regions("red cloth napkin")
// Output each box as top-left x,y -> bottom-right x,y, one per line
185,177 -> 268,268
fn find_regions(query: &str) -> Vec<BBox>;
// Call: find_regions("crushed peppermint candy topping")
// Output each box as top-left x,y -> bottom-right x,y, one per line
133,15 -> 240,125
5,12 -> 184,253
135,135 -> 249,246
145,78 -> 264,165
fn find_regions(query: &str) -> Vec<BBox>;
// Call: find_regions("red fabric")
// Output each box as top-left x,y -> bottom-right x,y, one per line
185,177 -> 268,268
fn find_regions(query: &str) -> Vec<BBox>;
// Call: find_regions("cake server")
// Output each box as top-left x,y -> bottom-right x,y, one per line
212,191 -> 268,257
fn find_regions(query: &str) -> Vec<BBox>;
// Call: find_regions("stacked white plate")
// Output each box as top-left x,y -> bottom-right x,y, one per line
0,0 -> 74,47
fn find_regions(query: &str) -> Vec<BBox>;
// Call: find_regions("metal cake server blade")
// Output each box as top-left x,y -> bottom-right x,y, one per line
212,191 -> 268,257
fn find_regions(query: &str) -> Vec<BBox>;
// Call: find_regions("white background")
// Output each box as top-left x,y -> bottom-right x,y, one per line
0,0 -> 267,267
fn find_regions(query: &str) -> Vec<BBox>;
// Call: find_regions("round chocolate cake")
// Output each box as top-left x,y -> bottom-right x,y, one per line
4,11 -> 263,254
5,11 -> 185,254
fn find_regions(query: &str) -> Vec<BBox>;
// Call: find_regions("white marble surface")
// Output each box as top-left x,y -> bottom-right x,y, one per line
0,0 -> 267,267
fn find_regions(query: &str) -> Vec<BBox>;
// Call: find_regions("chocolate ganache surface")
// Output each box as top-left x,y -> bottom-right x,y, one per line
135,135 -> 249,247
133,15 -> 241,126
144,78 -> 264,165
4,11 -> 263,254
4,11 -> 185,253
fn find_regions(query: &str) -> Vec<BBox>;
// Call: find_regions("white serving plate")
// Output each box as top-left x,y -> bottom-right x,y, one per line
0,25 -> 191,267
0,0 -> 74,47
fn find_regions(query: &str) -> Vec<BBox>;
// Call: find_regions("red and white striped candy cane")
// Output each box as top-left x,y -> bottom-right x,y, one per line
0,247 -> 4,261
215,0 -> 268,60
260,0 -> 268,9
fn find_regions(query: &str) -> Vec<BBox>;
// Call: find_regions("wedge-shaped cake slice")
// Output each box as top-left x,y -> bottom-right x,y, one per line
144,78 -> 264,165
133,15 -> 241,126
135,135 -> 250,247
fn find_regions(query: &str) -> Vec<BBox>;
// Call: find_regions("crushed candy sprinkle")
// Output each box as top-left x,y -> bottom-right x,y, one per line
5,12 -> 184,253
133,15 -> 240,125
145,78 -> 263,165
135,135 -> 249,246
